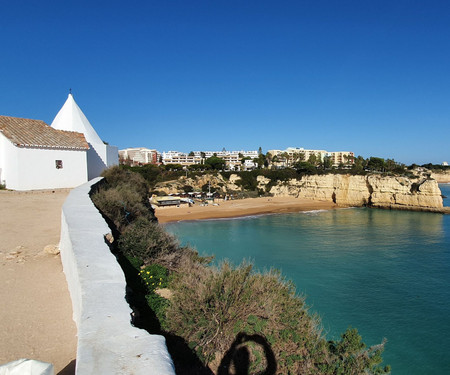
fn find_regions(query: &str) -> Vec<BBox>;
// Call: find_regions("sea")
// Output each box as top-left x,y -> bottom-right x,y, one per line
166,184 -> 450,374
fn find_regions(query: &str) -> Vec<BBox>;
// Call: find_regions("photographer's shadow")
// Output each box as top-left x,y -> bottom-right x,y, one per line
218,333 -> 277,375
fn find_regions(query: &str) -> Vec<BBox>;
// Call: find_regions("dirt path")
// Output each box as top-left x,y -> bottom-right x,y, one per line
0,189 -> 77,374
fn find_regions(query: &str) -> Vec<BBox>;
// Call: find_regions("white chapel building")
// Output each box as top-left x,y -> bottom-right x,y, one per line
0,94 -> 118,190
51,93 -> 118,180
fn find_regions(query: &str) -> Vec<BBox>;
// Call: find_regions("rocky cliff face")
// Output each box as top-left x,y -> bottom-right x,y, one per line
154,173 -> 444,211
267,174 -> 443,211
430,170 -> 450,183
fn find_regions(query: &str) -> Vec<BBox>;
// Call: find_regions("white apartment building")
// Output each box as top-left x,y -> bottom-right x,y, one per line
119,147 -> 159,165
329,151 -> 354,166
162,150 -> 258,169
161,151 -> 202,166
267,147 -> 354,167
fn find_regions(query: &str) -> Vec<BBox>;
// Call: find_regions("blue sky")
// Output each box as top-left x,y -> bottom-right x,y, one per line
1,0 -> 449,165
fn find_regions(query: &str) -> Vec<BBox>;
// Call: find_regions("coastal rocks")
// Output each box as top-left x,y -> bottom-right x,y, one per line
430,170 -> 450,183
267,174 -> 370,206
267,174 -> 443,211
153,171 -> 444,212
369,176 -> 443,210
154,174 -> 241,194
256,175 -> 271,190
226,174 -> 241,191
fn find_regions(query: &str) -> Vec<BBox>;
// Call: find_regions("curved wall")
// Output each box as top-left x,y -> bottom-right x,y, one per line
59,178 -> 175,374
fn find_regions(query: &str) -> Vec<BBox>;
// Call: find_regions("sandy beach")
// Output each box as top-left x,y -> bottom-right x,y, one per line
0,189 -> 77,374
156,196 -> 338,223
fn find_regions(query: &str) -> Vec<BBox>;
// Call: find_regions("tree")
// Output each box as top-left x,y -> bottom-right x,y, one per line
164,163 -> 183,171
322,155 -> 332,169
308,153 -> 318,166
200,151 -> 206,159
351,155 -> 367,173
294,161 -> 316,174
280,152 -> 290,167
367,157 -> 385,172
205,156 -> 226,170
188,151 -> 195,157
258,146 -> 263,155
256,153 -> 266,168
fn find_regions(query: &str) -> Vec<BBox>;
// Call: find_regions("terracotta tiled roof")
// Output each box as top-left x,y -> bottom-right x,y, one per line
0,115 -> 89,150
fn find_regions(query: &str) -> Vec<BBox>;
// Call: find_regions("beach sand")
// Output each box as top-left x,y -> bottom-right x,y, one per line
156,196 -> 338,223
0,189 -> 77,374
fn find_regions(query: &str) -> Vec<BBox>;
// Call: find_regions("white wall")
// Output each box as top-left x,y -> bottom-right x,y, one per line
106,144 -> 119,167
0,133 -> 6,185
86,142 -> 118,180
59,179 -> 175,374
0,133 -> 88,190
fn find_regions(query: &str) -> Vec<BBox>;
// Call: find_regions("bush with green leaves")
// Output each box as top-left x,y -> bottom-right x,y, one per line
118,217 -> 179,263
139,263 -> 170,324
91,166 -> 155,231
165,261 -> 389,374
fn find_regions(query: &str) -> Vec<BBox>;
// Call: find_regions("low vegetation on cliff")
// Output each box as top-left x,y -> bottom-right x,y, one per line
92,166 -> 390,374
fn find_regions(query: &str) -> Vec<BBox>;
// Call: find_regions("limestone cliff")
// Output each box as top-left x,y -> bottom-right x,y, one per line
430,170 -> 450,183
267,174 -> 443,211
153,172 -> 444,212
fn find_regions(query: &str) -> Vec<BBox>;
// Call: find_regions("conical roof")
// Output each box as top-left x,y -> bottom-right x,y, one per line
51,93 -> 103,146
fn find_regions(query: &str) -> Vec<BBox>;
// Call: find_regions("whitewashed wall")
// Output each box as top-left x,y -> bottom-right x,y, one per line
0,134 -> 88,190
86,142 -> 118,180
106,144 -> 119,167
59,179 -> 175,374
0,133 -> 6,185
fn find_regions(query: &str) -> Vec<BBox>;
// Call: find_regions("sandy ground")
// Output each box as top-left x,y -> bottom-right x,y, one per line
156,196 -> 338,223
0,189 -> 77,374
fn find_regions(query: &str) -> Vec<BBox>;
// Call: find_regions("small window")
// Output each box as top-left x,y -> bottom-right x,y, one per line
55,160 -> 63,169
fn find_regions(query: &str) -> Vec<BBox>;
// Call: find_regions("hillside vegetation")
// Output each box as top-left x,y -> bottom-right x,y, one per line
92,166 -> 390,375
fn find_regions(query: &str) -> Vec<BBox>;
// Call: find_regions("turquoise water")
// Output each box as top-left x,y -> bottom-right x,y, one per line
167,184 -> 450,374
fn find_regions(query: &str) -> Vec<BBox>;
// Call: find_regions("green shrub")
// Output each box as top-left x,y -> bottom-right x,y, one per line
91,166 -> 155,231
329,328 -> 390,375
118,217 -> 179,263
165,261 -> 389,374
166,261 -> 323,373
139,263 -> 169,291
139,264 -> 170,325
234,171 -> 258,191
101,165 -> 150,198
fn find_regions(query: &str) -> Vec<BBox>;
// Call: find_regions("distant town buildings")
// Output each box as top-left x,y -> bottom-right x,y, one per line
119,146 -> 354,170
